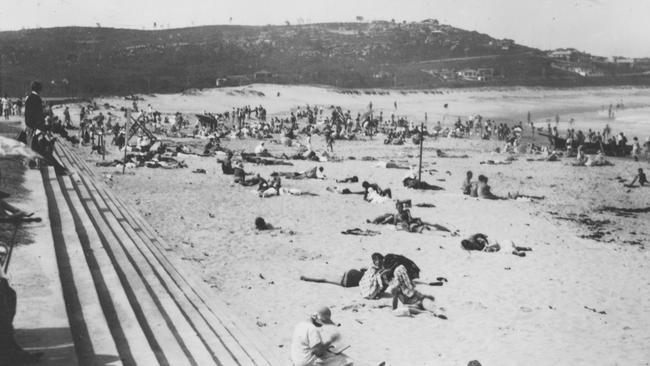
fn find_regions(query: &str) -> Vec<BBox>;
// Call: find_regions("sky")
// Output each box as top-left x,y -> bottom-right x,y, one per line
1,0 -> 649,58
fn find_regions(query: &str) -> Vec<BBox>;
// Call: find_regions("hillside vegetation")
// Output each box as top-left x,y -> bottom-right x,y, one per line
1,21 -> 648,96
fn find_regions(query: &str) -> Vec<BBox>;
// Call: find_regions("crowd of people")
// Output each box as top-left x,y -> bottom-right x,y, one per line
6,79 -> 650,366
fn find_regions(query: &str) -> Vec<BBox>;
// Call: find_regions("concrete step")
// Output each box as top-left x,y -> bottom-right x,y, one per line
10,168 -> 78,366
54,139 -> 285,366
42,167 -> 122,366
58,175 -> 160,366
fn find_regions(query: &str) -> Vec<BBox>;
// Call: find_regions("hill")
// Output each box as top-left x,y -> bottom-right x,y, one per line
1,21 -> 649,96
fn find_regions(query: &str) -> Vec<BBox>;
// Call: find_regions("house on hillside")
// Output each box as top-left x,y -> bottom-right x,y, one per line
458,68 -> 478,80
611,57 -> 634,66
477,68 -> 494,81
548,49 -> 575,61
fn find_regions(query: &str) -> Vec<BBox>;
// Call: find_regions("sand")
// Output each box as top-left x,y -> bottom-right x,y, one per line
59,85 -> 650,366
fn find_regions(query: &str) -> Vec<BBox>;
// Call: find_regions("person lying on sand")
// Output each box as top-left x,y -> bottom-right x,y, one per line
585,151 -> 613,167
527,150 -> 559,162
362,181 -> 391,201
258,173 -> 304,197
625,168 -> 647,187
461,233 -> 500,252
299,268 -> 366,288
507,192 -> 545,200
0,194 -> 32,219
395,200 -> 450,232
461,234 -> 531,256
290,306 -> 352,366
436,149 -> 469,158
326,186 -> 364,195
373,161 -> 410,169
336,176 -> 358,183
277,166 -> 325,180
402,176 -> 444,191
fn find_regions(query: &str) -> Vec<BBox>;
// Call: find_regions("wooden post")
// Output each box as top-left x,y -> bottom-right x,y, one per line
123,109 -> 130,174
418,113 -> 426,183
101,132 -> 105,160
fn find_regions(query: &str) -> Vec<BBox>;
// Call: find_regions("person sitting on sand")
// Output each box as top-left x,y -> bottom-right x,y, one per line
359,253 -> 388,299
254,141 -> 271,157
462,171 -> 473,195
221,151 -> 235,175
476,175 -> 500,200
571,145 -> 588,166
203,136 -> 220,155
290,307 -> 352,366
255,217 -> 275,230
384,261 -> 445,319
625,168 -> 647,187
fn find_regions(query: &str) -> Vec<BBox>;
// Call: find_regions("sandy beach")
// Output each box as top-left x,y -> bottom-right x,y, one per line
57,85 -> 650,366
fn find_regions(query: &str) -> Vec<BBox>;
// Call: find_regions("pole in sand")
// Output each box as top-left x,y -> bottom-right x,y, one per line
123,108 -> 130,174
418,113 -> 427,183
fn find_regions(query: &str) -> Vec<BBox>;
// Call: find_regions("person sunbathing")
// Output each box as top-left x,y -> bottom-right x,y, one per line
299,268 -> 366,288
585,151 -> 613,167
436,149 -> 469,158
402,177 -> 443,191
625,168 -> 647,187
362,181 -> 391,201
326,186 -> 364,195
278,166 -> 325,180
0,193 -> 32,219
336,176 -> 358,183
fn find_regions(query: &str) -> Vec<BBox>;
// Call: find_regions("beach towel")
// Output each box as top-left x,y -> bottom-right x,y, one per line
341,228 -> 381,236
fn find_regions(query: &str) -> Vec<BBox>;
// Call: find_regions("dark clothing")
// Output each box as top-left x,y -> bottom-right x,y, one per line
24,92 -> 45,131
382,254 -> 420,281
24,92 -> 45,150
340,269 -> 364,287
403,177 -> 443,191
0,277 -> 19,362
221,160 -> 234,175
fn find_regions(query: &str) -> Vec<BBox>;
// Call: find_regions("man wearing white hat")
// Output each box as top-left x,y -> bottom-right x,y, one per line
290,306 -> 352,366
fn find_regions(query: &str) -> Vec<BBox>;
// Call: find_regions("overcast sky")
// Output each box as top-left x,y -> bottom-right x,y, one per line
1,0 -> 649,57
